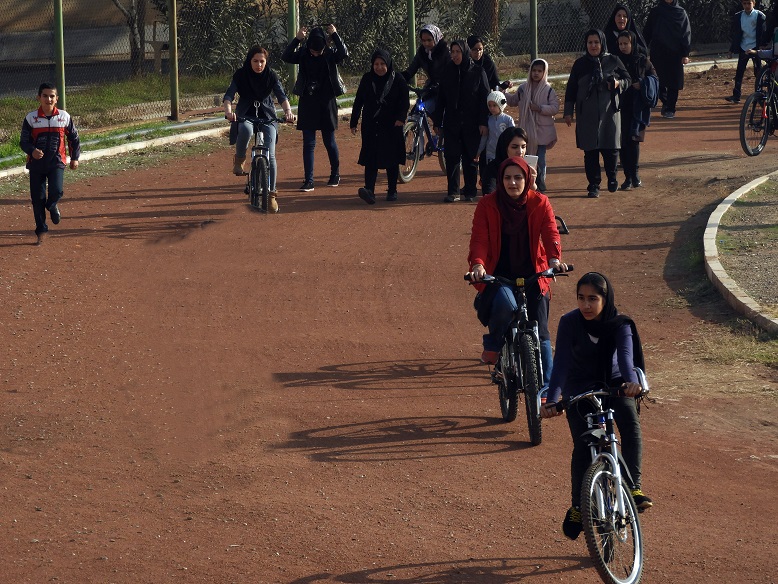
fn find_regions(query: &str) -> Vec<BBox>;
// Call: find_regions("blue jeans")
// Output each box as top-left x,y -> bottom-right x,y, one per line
302,129 -> 339,183
237,120 -> 278,191
482,283 -> 553,388
29,167 -> 64,234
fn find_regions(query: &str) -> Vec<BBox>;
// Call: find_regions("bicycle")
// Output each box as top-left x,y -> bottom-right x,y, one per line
465,255 -> 573,446
549,367 -> 650,584
399,86 -> 446,183
236,101 -> 289,212
739,57 -> 778,156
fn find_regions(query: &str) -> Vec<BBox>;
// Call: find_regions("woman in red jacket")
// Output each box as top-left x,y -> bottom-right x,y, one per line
468,156 -> 568,387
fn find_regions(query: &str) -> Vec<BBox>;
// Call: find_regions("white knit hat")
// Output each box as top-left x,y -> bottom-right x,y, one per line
487,90 -> 507,112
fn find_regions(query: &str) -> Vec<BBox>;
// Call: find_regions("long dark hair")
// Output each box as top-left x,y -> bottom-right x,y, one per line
495,126 -> 529,168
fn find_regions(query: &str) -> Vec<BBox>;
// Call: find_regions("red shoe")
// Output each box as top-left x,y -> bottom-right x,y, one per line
480,350 -> 499,365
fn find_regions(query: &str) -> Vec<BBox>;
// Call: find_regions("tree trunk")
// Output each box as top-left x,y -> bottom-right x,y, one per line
112,0 -> 148,77
473,0 -> 499,40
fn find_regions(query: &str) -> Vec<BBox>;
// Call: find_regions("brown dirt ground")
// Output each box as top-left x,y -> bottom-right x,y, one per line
1,66 -> 777,584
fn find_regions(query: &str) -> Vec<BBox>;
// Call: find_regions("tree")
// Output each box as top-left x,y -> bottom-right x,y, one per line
112,0 -> 148,76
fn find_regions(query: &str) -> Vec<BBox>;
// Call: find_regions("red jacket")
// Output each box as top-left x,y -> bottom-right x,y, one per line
468,189 -> 562,296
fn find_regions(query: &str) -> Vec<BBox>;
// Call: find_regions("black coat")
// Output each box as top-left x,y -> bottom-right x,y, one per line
643,0 -> 691,90
473,52 -> 509,90
350,70 -> 410,168
433,57 -> 490,156
282,32 -> 348,131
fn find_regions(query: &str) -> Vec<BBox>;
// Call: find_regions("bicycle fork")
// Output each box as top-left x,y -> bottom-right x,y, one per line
588,411 -> 629,529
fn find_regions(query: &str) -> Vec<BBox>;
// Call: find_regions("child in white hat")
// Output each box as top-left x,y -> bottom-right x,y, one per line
476,90 -> 515,196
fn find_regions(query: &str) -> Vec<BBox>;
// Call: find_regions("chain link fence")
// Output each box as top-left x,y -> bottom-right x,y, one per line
1,0 -> 769,155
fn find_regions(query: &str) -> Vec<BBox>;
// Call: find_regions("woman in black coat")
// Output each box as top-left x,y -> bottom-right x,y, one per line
643,0 -> 691,118
603,3 -> 647,56
563,29 -> 630,198
282,24 -> 348,191
615,31 -> 657,190
350,49 -> 410,205
432,40 -> 490,203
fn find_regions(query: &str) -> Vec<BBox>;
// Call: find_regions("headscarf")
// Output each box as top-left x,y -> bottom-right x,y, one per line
603,3 -> 647,52
370,48 -> 395,109
232,46 -> 275,102
656,0 -> 688,26
576,272 -> 646,381
420,24 -> 444,58
307,27 -> 327,52
450,39 -> 472,70
494,156 -> 531,233
583,29 -> 607,98
615,31 -> 640,73
519,58 -> 551,155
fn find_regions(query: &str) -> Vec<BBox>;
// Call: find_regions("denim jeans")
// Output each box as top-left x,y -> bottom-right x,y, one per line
237,120 -> 278,191
302,129 -> 339,183
29,167 -> 64,234
481,283 -> 553,388
536,144 -> 547,189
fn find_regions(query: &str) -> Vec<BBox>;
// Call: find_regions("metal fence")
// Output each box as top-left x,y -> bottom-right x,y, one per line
0,0 -> 767,146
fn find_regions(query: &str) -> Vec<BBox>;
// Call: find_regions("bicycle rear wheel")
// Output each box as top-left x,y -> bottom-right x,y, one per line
740,92 -> 770,156
581,462 -> 643,584
399,121 -> 421,184
519,334 -> 542,446
496,339 -> 519,422
251,157 -> 269,210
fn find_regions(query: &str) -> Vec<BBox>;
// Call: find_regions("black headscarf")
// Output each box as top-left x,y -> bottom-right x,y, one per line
494,156 -> 531,234
656,0 -> 688,25
232,46 -> 276,101
576,272 -> 646,380
604,3 -> 647,52
466,34 -> 484,63
583,29 -> 607,97
615,30 -> 639,67
450,39 -> 472,70
370,48 -> 395,105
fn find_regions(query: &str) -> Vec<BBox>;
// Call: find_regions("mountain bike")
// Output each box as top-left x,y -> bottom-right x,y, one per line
465,258 -> 573,446
739,58 -> 778,156
399,86 -> 446,183
550,368 -> 650,584
237,102 -> 289,211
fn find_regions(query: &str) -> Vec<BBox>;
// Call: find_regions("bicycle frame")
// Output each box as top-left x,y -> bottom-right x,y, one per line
407,93 -> 438,159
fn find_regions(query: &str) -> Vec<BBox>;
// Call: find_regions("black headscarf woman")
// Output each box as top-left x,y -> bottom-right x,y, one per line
575,271 -> 645,381
370,48 -> 394,96
603,3 -> 647,55
232,45 -> 277,102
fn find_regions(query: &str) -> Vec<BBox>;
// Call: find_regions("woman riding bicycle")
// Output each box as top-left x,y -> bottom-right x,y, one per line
401,24 -> 451,114
223,46 -> 295,212
468,156 -> 568,385
540,271 -> 653,541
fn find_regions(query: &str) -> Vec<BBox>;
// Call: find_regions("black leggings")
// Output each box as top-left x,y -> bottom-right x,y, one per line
364,165 -> 399,193
566,395 -> 643,507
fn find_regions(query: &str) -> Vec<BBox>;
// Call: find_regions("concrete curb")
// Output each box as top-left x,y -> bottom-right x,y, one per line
703,173 -> 778,335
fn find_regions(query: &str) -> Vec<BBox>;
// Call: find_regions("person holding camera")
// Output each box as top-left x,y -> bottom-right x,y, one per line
563,29 -> 630,198
282,24 -> 348,192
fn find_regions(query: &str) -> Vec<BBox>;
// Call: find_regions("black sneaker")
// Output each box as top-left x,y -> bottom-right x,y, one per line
562,506 -> 583,540
607,179 -> 618,193
327,174 -> 340,187
299,180 -> 314,192
587,187 -> 600,198
358,187 -> 376,205
631,488 -> 653,512
632,175 -> 642,188
724,95 -> 740,104
443,194 -> 460,203
463,194 -> 477,202
385,191 -> 398,202
620,179 -> 632,191
49,204 -> 61,224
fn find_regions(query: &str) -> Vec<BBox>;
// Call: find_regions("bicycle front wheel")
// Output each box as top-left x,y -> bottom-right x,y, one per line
399,121 -> 421,184
755,65 -> 772,94
581,462 -> 644,584
251,156 -> 269,210
497,339 -> 519,422
519,334 -> 542,446
740,92 -> 770,156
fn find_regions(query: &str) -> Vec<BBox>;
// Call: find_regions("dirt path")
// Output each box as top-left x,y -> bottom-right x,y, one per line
1,68 -> 776,583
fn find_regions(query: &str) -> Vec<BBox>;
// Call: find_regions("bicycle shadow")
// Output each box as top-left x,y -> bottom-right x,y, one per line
287,555 -> 591,583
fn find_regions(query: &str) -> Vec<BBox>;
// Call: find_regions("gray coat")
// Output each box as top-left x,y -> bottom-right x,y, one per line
563,54 -> 630,151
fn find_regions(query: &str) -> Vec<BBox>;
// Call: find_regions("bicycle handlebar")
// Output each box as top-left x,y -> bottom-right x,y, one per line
549,368 -> 650,413
464,265 -> 574,286
234,116 -> 290,125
